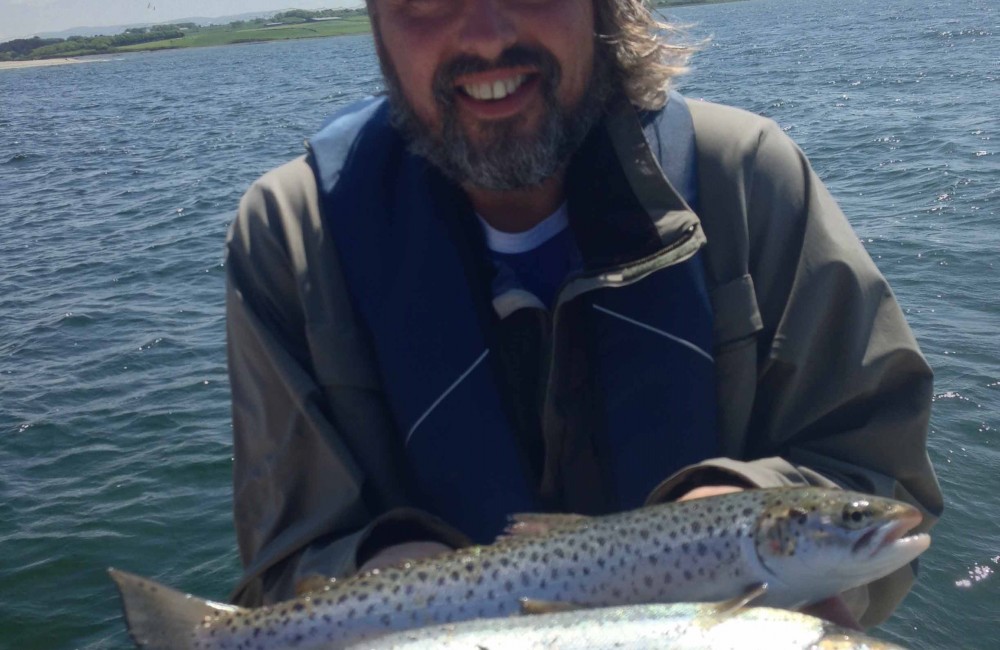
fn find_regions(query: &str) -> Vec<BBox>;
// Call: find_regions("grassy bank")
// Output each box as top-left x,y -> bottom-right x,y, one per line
114,17 -> 371,53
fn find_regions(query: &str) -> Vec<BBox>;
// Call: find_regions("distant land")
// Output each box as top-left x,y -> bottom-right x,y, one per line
30,12 -> 300,41
0,9 -> 370,63
1,1 -> 739,66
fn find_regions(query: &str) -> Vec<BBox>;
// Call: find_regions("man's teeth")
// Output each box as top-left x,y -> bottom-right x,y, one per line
462,75 -> 527,101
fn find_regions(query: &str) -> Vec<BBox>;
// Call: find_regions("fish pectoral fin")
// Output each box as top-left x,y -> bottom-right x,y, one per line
518,598 -> 586,615
711,582 -> 769,616
500,513 -> 591,539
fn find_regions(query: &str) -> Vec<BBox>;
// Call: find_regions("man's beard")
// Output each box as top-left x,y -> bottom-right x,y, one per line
381,43 -> 613,191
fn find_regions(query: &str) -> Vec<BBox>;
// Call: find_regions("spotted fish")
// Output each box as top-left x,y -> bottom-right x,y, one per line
353,602 -> 909,650
110,487 -> 929,649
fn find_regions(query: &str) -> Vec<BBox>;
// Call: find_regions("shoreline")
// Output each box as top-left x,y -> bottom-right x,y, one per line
0,57 -> 106,70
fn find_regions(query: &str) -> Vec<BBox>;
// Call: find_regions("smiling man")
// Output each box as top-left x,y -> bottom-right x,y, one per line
225,0 -> 941,629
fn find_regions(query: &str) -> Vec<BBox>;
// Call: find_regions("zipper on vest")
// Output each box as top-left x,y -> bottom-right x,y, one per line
538,222 -> 705,504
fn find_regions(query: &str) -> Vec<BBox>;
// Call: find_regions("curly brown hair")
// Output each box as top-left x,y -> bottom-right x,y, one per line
594,0 -> 696,110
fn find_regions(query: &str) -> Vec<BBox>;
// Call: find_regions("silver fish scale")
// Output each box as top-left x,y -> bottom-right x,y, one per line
192,492 -> 784,649
353,603 -> 906,650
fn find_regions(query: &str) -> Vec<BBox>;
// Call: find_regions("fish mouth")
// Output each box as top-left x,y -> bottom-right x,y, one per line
851,508 -> 929,558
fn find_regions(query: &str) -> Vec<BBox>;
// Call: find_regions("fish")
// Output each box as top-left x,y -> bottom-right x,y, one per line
352,602 -> 909,649
110,487 -> 930,649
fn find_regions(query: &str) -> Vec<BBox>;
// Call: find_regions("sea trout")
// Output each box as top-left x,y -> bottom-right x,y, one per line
354,602 -> 909,650
110,487 -> 930,649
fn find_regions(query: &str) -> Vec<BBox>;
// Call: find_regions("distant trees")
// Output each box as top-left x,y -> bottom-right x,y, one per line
0,37 -> 62,61
0,28 -> 184,60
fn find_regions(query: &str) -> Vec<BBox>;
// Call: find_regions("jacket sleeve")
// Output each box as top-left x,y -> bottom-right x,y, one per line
648,111 -> 943,626
226,160 -> 469,606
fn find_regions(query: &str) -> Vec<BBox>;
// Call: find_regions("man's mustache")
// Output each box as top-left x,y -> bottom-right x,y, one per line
432,45 -> 562,106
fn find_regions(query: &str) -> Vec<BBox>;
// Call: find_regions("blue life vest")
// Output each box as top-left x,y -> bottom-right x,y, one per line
308,93 -> 717,542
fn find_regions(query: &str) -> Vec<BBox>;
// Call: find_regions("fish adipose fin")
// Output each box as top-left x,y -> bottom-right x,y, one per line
108,568 -> 244,650
501,512 -> 591,538
518,598 -> 586,615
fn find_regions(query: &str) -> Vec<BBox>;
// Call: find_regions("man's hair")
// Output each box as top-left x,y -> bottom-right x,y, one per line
594,0 -> 695,110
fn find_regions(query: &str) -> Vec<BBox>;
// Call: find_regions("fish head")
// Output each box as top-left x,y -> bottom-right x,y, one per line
751,488 -> 930,605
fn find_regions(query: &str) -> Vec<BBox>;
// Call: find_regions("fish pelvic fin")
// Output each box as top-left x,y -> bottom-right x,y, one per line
710,582 -> 769,617
108,567 -> 244,649
519,598 -> 586,615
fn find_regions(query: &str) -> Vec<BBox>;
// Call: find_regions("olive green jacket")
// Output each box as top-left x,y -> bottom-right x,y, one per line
225,98 -> 942,626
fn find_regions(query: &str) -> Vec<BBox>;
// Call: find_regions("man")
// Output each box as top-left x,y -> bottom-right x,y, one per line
225,0 -> 942,628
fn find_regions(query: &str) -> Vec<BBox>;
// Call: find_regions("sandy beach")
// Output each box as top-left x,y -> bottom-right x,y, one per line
0,58 -> 105,70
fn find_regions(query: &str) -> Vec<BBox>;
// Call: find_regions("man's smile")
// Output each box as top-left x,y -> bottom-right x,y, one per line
452,68 -> 543,120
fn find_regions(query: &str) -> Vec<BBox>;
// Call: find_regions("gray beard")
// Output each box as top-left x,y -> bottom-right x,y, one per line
381,44 -> 613,191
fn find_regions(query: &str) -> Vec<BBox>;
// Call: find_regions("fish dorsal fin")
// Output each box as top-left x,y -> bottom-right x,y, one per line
295,574 -> 338,596
710,582 -> 769,617
519,598 -> 585,615
109,568 -> 243,649
501,513 -> 590,538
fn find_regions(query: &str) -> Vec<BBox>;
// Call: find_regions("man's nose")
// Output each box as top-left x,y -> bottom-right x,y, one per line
458,0 -> 518,60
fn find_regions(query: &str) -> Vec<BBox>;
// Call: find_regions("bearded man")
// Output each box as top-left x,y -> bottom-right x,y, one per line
225,0 -> 942,628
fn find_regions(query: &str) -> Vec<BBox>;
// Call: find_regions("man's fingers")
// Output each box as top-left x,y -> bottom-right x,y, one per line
676,485 -> 745,502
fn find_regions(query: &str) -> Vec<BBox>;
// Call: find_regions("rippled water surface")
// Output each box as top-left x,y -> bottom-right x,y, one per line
1,0 -> 996,647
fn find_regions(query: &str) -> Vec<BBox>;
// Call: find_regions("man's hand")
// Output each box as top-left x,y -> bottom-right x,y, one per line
359,541 -> 452,573
674,484 -> 861,630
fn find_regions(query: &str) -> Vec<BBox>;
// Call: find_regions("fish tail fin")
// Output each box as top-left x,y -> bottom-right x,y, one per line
108,567 -> 245,649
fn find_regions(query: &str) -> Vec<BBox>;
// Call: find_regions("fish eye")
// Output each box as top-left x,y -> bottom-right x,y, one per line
841,501 -> 874,527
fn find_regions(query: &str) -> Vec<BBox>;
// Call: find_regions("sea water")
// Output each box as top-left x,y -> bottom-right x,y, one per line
0,0 -> 996,647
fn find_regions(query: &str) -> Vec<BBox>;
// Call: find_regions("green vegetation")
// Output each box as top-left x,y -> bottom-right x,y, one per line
0,8 -> 370,61
0,1 -> 742,62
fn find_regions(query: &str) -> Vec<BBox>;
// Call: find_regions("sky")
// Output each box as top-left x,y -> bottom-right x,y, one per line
0,0 -> 363,42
